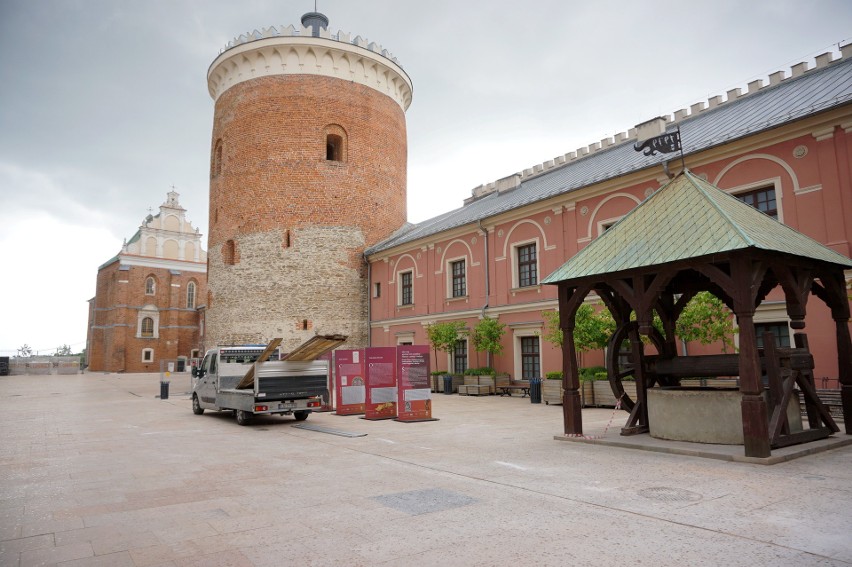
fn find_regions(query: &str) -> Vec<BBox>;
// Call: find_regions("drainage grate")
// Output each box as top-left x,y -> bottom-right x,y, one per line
372,488 -> 477,516
638,487 -> 702,502
292,423 -> 367,437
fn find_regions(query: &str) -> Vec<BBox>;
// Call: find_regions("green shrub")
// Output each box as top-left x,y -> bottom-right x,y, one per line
545,371 -> 563,380
430,370 -> 448,376
579,366 -> 607,381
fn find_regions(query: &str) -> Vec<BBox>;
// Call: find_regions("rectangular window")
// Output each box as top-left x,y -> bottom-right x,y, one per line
517,243 -> 537,287
451,259 -> 466,298
521,337 -> 540,379
755,323 -> 790,348
373,282 -> 381,298
736,187 -> 777,219
142,349 -> 153,362
400,272 -> 413,305
453,339 -> 468,374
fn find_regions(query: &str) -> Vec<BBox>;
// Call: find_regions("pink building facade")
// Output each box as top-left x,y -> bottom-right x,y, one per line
366,50 -> 852,388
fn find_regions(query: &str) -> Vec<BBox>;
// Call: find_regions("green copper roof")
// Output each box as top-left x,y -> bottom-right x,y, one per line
543,170 -> 852,284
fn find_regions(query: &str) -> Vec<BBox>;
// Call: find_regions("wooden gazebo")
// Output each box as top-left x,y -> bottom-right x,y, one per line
542,170 -> 852,458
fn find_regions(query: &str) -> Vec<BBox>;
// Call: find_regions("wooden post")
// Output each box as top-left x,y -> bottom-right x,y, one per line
737,311 -> 771,457
559,284 -> 583,435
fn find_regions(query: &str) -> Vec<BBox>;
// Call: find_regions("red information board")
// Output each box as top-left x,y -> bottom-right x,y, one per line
364,347 -> 397,420
334,349 -> 365,416
396,345 -> 436,422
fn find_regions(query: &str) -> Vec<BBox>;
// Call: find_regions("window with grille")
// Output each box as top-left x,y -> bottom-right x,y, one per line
521,336 -> 540,379
400,271 -> 413,305
451,259 -> 466,297
736,187 -> 777,219
517,243 -> 537,287
453,339 -> 468,374
141,317 -> 154,338
187,282 -> 196,309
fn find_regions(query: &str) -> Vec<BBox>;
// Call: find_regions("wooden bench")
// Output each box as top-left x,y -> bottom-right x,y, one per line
805,389 -> 844,422
497,379 -> 531,398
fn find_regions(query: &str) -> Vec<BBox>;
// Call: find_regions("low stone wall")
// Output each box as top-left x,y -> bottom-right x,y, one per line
8,357 -> 80,376
647,388 -> 802,445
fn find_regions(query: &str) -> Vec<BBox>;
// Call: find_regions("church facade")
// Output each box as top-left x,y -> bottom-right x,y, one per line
86,191 -> 207,373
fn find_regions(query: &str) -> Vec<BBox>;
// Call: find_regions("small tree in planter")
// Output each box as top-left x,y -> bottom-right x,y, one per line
675,291 -> 735,354
470,317 -> 506,369
426,320 -> 467,369
541,303 -> 614,367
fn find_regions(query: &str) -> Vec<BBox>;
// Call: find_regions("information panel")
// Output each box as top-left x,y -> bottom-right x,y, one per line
334,349 -> 365,416
364,347 -> 397,420
396,345 -> 435,422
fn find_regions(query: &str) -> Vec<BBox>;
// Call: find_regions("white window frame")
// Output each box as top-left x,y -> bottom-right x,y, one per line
187,281 -> 196,309
446,256 -> 467,299
726,178 -> 783,223
512,325 -> 542,380
136,306 -> 160,339
511,239 -> 540,289
142,348 -> 154,363
398,269 -> 414,306
448,337 -> 468,375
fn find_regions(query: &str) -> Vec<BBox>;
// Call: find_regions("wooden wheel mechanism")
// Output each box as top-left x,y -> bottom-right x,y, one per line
605,321 -> 670,413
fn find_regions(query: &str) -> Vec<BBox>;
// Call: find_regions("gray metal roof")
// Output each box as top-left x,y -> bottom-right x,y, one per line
366,55 -> 852,255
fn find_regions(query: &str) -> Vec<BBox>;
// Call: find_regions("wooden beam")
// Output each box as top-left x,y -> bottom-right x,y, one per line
235,338 -> 283,390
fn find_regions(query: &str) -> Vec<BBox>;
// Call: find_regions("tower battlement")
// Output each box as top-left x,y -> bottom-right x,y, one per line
208,16 -> 412,110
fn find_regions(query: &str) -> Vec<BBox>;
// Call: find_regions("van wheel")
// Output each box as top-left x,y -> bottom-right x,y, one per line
192,395 -> 204,415
293,411 -> 309,421
235,409 -> 250,426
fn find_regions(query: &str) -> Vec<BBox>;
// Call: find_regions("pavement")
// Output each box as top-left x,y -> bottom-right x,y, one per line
0,372 -> 850,567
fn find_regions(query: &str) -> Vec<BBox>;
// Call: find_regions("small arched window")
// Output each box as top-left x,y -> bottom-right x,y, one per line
141,317 -> 154,338
145,277 -> 155,295
324,125 -> 347,162
187,282 -> 196,309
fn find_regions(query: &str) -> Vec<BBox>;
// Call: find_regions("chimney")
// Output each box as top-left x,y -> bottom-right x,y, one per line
635,117 -> 666,141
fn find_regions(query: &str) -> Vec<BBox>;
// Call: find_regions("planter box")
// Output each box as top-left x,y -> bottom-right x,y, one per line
591,381 -> 636,407
542,380 -> 563,405
581,380 -> 594,407
459,384 -> 491,396
438,375 -> 463,393
464,375 -> 495,394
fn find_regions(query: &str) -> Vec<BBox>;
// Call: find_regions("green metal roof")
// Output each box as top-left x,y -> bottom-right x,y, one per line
542,170 -> 852,284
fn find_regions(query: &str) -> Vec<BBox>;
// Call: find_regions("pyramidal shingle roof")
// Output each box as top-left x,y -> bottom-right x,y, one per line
542,170 -> 852,284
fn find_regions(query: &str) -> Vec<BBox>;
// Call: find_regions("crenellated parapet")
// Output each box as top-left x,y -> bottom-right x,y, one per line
207,22 -> 413,110
466,44 -> 852,203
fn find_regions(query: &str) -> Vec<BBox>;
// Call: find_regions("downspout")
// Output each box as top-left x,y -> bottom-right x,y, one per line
477,220 -> 490,367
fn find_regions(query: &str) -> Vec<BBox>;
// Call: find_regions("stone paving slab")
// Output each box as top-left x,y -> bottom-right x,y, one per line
0,373 -> 850,566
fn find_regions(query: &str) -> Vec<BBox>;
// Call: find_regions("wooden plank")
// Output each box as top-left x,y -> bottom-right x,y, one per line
235,338 -> 283,390
771,427 -> 832,448
283,334 -> 347,361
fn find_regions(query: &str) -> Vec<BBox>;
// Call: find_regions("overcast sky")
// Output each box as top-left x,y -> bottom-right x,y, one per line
1,0 -> 850,356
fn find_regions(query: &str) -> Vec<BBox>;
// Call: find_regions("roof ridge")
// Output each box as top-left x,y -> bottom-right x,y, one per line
682,170 -> 757,248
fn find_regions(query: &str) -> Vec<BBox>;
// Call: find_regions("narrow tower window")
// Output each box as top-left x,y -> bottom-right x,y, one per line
326,134 -> 343,161
212,139 -> 223,177
187,281 -> 196,309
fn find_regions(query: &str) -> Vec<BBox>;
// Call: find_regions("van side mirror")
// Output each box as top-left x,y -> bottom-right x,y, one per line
191,367 -> 199,378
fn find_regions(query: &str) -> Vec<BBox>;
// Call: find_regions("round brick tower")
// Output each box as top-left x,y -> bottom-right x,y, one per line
205,13 -> 412,350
